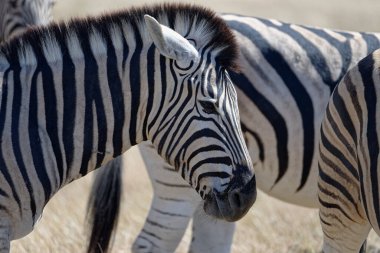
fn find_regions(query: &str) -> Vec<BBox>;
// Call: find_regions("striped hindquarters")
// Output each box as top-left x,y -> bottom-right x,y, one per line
318,49 -> 380,253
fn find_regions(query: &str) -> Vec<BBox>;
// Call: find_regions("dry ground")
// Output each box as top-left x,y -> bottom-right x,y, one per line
10,0 -> 380,252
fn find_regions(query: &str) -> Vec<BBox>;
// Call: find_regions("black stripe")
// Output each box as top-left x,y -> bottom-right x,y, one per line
319,214 -> 332,226
319,211 -> 349,231
189,156 -> 232,187
52,28 -> 75,178
156,77 -> 192,157
152,207 -> 189,217
146,219 -> 177,230
229,71 -> 288,186
28,61 -> 53,203
168,59 -> 179,102
154,180 -> 191,188
357,155 -> 370,222
11,62 -> 37,220
195,171 -> 231,192
0,188 -> 8,198
241,123 -> 264,162
30,37 -> 65,187
142,45 -> 155,141
258,18 -> 336,91
157,197 -> 186,202
325,104 -> 356,157
147,56 -> 167,132
165,106 -> 193,159
332,91 -> 357,146
175,126 -> 230,170
141,229 -> 162,240
78,29 -> 95,175
103,26 -> 125,157
0,68 -> 21,214
5,22 -> 24,36
219,72 -> 242,162
318,196 -> 355,222
228,20 -> 314,190
136,237 -> 159,249
320,125 -> 359,179
360,55 -> 380,227
319,165 -> 357,209
345,74 -> 363,137
91,33 -> 107,168
343,73 -> 369,219
129,22 -> 143,146
301,27 -> 352,87
361,33 -> 380,55
118,21 -> 129,73
158,61 -> 188,132
182,144 -> 226,178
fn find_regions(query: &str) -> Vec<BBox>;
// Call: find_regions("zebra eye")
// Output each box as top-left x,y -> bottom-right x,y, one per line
200,100 -> 218,114
9,0 -> 18,8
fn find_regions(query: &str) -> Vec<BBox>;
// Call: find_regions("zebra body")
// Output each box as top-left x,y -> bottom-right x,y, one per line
0,5 -> 257,252
0,0 -> 54,41
89,14 -> 380,253
318,48 -> 380,253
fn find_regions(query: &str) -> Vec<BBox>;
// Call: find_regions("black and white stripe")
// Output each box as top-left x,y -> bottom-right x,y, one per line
318,48 -> 380,253
88,14 -> 380,253
0,4 -> 256,252
0,0 -> 54,41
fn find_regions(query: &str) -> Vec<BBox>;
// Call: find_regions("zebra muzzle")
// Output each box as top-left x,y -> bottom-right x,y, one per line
203,175 -> 256,222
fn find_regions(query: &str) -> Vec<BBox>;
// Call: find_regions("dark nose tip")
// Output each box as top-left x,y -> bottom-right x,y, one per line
227,175 -> 256,221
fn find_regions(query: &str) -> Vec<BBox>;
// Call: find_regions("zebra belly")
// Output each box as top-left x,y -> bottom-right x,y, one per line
255,166 -> 318,208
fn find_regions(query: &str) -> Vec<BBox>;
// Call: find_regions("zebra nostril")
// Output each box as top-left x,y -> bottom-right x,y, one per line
232,191 -> 241,208
228,175 -> 256,211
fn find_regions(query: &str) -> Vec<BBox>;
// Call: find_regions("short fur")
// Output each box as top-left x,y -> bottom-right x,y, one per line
0,4 -> 244,253
0,3 -> 240,71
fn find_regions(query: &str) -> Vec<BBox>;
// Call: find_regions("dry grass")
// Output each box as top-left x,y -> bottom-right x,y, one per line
9,0 -> 380,252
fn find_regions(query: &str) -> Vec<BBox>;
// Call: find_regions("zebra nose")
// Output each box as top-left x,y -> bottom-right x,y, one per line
227,175 -> 256,218
202,173 -> 256,222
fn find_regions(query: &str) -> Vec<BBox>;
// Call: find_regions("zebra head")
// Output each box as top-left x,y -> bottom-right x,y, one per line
144,12 -> 256,222
0,0 -> 55,41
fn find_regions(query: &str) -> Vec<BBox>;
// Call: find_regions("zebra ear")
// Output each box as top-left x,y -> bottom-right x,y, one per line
144,15 -> 200,65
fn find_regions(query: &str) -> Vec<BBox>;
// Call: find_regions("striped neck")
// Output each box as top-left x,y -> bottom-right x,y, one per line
0,23 -> 163,190
0,3 -> 240,197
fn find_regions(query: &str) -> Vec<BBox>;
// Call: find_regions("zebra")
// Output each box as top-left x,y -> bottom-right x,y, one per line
87,13 -> 380,253
0,4 -> 257,252
0,0 -> 55,41
318,48 -> 380,253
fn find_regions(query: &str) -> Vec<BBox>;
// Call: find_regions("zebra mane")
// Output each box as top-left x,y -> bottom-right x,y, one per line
0,3 -> 239,71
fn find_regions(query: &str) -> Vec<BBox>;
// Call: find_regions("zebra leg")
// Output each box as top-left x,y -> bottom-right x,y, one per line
132,196 -> 196,253
319,195 -> 371,253
189,203 -> 235,253
359,240 -> 367,253
133,143 -> 200,253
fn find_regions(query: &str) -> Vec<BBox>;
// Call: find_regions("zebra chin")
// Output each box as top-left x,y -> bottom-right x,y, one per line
203,175 -> 256,222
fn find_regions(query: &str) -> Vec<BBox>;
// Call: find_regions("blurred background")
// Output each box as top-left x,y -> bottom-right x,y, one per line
11,0 -> 380,252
